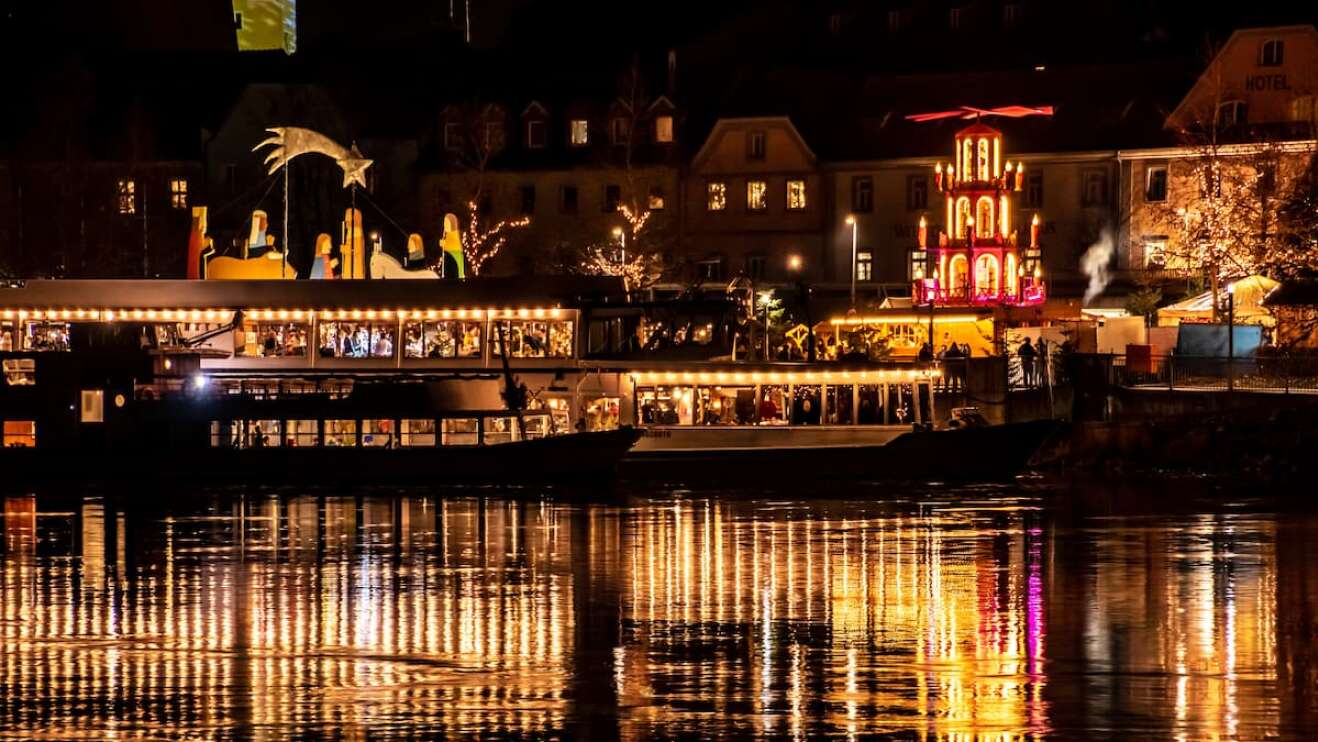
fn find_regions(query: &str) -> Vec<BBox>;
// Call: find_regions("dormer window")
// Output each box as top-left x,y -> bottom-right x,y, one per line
444,122 -> 463,152
611,117 -> 629,145
654,115 -> 674,143
526,120 -> 546,149
484,121 -> 505,152
569,119 -> 589,146
747,131 -> 766,160
1260,39 -> 1284,67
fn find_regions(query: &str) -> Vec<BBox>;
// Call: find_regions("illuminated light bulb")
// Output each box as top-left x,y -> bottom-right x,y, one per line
0,309 -> 11,319
457,308 -> 468,319
352,309 -> 363,319
292,310 -> 304,320
428,309 -> 440,319
132,309 -> 143,319
104,310 -> 114,321
534,308 -> 546,318
277,309 -> 289,320
75,309 -> 86,318
380,309 -> 393,319
518,308 -> 529,318
365,309 -> 377,320
550,308 -> 562,318
260,309 -> 272,320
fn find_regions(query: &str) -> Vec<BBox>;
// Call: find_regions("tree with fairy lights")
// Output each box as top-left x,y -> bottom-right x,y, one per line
437,101 -> 530,276
1275,152 -> 1318,278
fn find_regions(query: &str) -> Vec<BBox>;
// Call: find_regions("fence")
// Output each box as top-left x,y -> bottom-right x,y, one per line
1116,353 -> 1318,393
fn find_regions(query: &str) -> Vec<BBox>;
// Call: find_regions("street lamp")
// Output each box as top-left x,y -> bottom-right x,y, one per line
757,290 -> 774,360
787,254 -> 802,272
787,254 -> 815,361
612,226 -> 626,267
845,214 -> 858,308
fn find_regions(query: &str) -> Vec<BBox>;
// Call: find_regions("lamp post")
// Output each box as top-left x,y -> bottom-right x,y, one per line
845,214 -> 858,308
788,254 -> 815,361
611,226 -> 626,268
1227,280 -> 1236,391
757,290 -> 773,360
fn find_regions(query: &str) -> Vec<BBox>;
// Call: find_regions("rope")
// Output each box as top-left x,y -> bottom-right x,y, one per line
355,186 -> 412,240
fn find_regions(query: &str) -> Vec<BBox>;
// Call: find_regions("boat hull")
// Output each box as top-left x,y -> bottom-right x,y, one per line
621,420 -> 1061,483
0,428 -> 642,486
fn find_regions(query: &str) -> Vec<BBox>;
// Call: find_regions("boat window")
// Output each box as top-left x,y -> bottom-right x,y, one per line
541,397 -> 572,432
825,385 -> 854,424
362,419 -> 394,447
887,384 -> 914,424
324,419 -> 357,446
3,358 -> 36,386
3,420 -> 36,447
1,320 -> 15,351
285,419 -> 318,447
402,320 -> 482,359
246,420 -> 280,447
581,396 -> 621,431
790,385 -> 823,425
442,418 -> 479,446
757,385 -> 789,425
318,322 -> 397,359
522,415 -> 550,440
490,320 -> 574,358
857,385 -> 884,425
638,386 -> 693,425
210,421 -> 236,447
695,387 -> 754,425
401,419 -> 436,446
236,321 -> 309,357
23,321 -> 70,351
483,416 -> 520,445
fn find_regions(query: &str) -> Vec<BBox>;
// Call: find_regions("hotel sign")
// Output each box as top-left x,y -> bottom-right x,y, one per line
1245,74 -> 1289,91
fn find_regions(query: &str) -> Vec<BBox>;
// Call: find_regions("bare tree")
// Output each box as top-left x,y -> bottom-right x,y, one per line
439,102 -> 529,275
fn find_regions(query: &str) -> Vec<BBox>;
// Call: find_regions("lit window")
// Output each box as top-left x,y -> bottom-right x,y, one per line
317,321 -> 397,359
569,119 -> 589,146
748,131 -> 766,160
491,320 -> 575,358
747,180 -> 768,211
402,320 -> 482,358
116,178 -> 136,214
444,122 -> 463,151
707,181 -> 727,211
526,119 -> 546,148
236,320 -> 310,357
611,117 -> 629,144
1260,39 -> 1284,66
245,420 -> 281,447
362,419 -> 394,447
786,179 -> 806,210
654,115 -> 674,143
401,419 -> 436,447
648,185 -> 666,211
1216,100 -> 1247,128
3,420 -> 37,447
1290,95 -> 1316,123
697,257 -> 724,281
2,358 -> 36,386
852,176 -> 873,212
169,178 -> 189,209
857,250 -> 873,282
1143,239 -> 1167,269
441,418 -> 479,446
324,419 -> 357,446
1145,165 -> 1168,202
483,416 -> 520,445
561,185 -> 579,214
80,390 -> 104,423
285,420 -> 319,447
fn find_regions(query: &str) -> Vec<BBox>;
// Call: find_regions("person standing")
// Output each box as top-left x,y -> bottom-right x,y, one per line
1018,338 -> 1037,387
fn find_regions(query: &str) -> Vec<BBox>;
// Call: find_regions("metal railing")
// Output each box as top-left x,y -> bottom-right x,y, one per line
1116,353 -> 1318,393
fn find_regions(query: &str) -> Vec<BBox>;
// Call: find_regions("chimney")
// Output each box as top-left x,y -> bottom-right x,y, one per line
667,49 -> 677,96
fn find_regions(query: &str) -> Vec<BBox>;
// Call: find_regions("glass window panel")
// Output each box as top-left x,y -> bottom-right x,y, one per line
491,320 -> 573,358
245,420 -> 280,447
23,321 -> 71,351
857,385 -> 883,425
237,321 -> 309,357
695,387 -> 754,425
581,396 -> 621,431
3,420 -> 37,447
362,419 -> 394,447
403,320 -> 482,359
483,416 -> 519,445
318,322 -> 397,359
324,419 -> 357,446
790,385 -> 823,425
637,386 -> 694,426
442,418 -> 479,446
401,419 -> 436,447
757,385 -> 789,425
826,385 -> 854,424
285,419 -> 319,447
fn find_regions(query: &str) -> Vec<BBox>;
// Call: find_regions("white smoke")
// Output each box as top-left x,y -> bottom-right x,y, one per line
1080,225 -> 1116,304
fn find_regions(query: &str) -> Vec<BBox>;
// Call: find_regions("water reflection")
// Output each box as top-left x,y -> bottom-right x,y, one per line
0,487 -> 1314,740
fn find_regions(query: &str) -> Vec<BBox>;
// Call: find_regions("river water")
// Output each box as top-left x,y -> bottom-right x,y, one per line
0,479 -> 1315,740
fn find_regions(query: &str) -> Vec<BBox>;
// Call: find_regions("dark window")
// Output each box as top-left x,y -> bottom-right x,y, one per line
1260,39 -> 1284,66
434,187 -> 453,213
477,193 -> 493,217
560,185 -> 578,214
1145,165 -> 1168,202
697,257 -> 724,281
1217,100 -> 1248,128
887,9 -> 905,33
604,184 -> 621,212
1003,3 -> 1021,28
746,255 -> 766,280
611,117 -> 629,145
520,185 -> 536,216
444,122 -> 463,151
484,121 -> 505,152
949,7 -> 963,30
851,176 -> 873,212
1024,172 -> 1044,208
748,131 -> 766,160
1082,169 -> 1109,206
526,120 -> 546,149
906,175 -> 928,211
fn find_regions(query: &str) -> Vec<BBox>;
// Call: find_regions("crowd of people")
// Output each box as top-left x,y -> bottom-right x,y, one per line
403,321 -> 482,359
318,323 -> 396,359
242,323 -> 308,357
